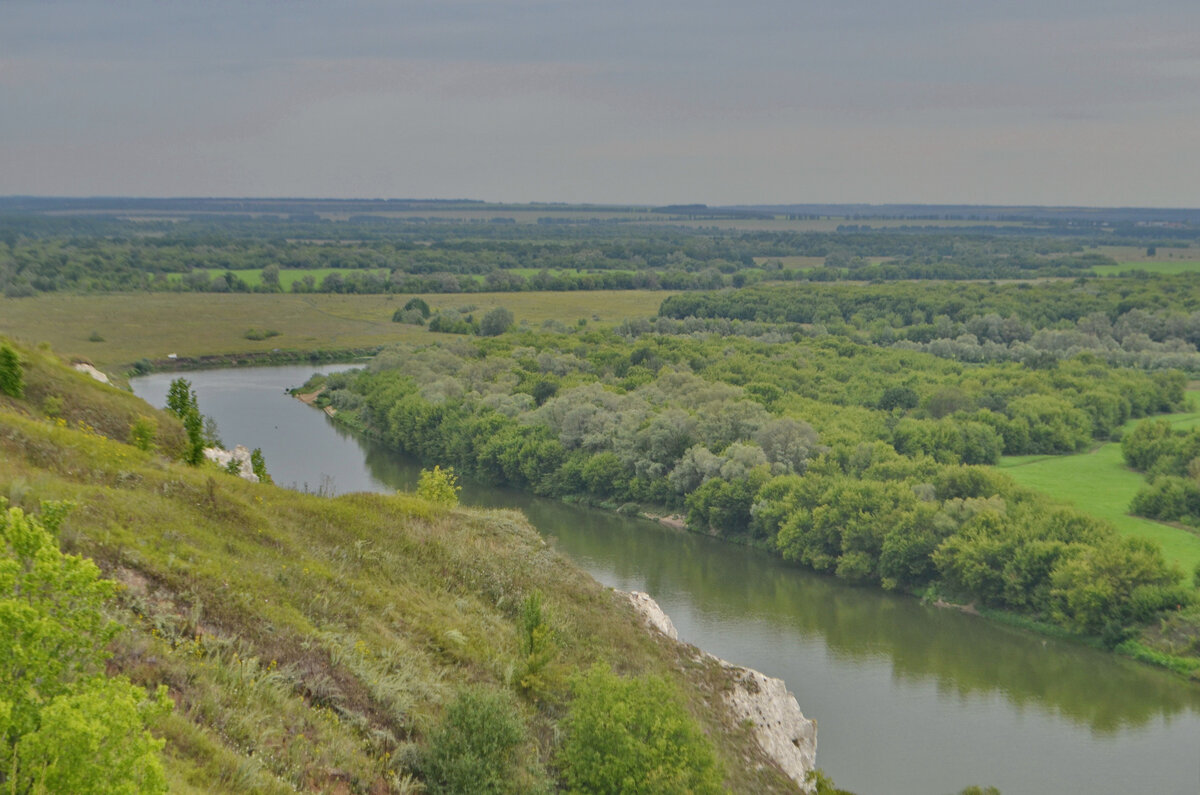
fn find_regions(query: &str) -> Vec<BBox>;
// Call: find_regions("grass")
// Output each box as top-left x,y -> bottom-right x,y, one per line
997,395 -> 1200,581
0,291 -> 671,372
1092,261 -> 1200,276
0,338 -> 795,793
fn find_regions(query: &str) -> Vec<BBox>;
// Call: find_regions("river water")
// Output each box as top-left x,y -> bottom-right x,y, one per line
133,365 -> 1200,795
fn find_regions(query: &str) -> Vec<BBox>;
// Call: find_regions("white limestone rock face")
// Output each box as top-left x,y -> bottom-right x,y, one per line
625,590 -> 679,640
203,444 -> 259,482
73,362 -> 109,384
623,590 -> 817,792
721,663 -> 817,792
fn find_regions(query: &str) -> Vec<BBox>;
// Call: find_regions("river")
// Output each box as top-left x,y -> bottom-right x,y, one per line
133,365 -> 1200,795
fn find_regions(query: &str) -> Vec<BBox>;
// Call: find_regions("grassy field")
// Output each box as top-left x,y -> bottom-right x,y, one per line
0,291 -> 670,372
998,396 -> 1200,581
1092,261 -> 1200,276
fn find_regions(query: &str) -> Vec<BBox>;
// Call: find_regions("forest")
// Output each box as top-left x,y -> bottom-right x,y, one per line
303,313 -> 1197,648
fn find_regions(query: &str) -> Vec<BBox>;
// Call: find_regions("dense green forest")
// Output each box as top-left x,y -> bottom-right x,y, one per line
659,278 -> 1200,371
304,316 -> 1198,654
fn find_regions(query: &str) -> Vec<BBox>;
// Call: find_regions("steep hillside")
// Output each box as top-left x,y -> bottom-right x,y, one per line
0,338 -> 802,793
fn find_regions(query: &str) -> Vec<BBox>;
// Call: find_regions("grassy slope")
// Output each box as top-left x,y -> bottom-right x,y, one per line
997,396 -> 1200,581
0,340 -> 795,793
0,291 -> 670,372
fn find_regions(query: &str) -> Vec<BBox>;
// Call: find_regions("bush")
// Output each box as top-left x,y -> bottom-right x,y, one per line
130,416 -> 156,451
560,666 -> 723,795
422,687 -> 527,795
417,465 -> 460,507
0,503 -> 169,791
403,297 -> 432,318
0,341 -> 22,398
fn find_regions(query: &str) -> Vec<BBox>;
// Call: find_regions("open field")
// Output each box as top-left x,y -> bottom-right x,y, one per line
1092,261 -> 1200,276
1085,244 -> 1197,263
0,291 -> 670,371
998,395 -> 1200,581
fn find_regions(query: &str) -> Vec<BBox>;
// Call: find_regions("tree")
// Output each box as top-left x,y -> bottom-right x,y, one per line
165,378 -> 196,419
165,378 -> 208,465
250,447 -> 272,484
0,341 -> 22,398
480,307 -> 514,337
261,263 -> 281,291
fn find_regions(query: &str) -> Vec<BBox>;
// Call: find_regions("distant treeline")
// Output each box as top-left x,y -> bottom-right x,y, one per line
658,278 -> 1200,372
0,211 -> 1193,296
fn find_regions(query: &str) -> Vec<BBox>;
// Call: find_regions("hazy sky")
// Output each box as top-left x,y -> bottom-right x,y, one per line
2,1 -> 1198,206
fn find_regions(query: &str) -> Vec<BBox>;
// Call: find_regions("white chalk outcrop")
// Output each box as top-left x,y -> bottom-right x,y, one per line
73,362 -> 110,384
623,590 -> 817,792
203,444 -> 259,482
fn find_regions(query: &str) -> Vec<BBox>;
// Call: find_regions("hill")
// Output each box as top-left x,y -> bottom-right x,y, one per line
0,337 -> 804,793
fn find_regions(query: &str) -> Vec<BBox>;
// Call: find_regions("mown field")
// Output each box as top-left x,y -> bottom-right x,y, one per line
0,291 -> 670,372
998,393 -> 1200,581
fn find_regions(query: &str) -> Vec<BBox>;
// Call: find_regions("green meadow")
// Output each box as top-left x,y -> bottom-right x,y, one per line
1092,261 -> 1200,276
998,395 -> 1200,581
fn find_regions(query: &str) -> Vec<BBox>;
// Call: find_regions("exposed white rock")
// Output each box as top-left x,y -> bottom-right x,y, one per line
203,444 -> 259,482
72,362 -> 109,384
623,590 -> 817,793
626,590 -> 679,640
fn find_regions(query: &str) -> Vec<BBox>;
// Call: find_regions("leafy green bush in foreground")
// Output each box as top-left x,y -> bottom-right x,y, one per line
0,502 -> 169,793
560,665 -> 724,795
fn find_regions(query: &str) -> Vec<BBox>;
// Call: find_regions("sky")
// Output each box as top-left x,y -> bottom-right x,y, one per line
2,1 -> 1198,206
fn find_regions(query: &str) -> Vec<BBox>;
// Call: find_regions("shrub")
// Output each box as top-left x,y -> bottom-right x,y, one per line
560,666 -> 723,795
403,297 -> 432,318
417,465 -> 460,507
42,395 -> 63,418
0,503 -> 169,791
0,341 -> 22,398
422,687 -> 526,795
130,416 -> 156,451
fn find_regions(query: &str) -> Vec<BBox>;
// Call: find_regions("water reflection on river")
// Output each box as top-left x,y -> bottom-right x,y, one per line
133,366 -> 1200,795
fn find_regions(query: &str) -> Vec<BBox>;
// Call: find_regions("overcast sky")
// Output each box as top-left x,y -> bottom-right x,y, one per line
2,1 -> 1198,206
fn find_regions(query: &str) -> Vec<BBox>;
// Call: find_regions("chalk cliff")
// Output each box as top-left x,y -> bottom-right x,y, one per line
624,590 -> 818,793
